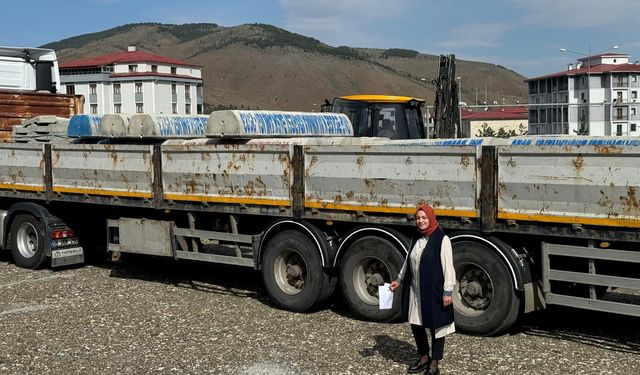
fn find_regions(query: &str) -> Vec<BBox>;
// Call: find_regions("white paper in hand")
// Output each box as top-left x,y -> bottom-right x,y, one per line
378,283 -> 393,310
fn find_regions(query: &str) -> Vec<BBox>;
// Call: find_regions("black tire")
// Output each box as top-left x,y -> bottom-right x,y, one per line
453,241 -> 520,336
9,214 -> 48,269
339,236 -> 404,321
261,230 -> 329,312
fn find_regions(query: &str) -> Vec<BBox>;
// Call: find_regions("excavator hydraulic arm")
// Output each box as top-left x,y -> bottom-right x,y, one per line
432,54 -> 460,138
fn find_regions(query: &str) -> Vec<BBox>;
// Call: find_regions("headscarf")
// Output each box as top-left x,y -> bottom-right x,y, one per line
416,204 -> 439,236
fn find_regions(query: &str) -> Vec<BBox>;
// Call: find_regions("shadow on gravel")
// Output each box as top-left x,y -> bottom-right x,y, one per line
98,254 -> 269,303
359,335 -> 414,365
516,306 -> 640,355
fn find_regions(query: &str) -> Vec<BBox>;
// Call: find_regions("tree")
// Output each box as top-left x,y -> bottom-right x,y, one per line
475,122 -> 527,138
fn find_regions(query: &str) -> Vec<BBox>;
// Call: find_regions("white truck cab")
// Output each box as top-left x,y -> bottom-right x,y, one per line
0,46 -> 61,93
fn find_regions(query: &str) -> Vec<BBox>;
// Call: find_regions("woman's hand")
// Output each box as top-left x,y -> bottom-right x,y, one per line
390,280 -> 399,291
443,295 -> 452,308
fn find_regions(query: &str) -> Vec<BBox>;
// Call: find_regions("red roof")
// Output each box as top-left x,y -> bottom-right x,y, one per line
463,107 -> 528,121
60,50 -> 201,68
527,63 -> 640,81
109,72 -> 201,80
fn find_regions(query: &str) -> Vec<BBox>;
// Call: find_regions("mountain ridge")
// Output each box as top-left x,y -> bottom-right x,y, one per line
43,23 -> 528,111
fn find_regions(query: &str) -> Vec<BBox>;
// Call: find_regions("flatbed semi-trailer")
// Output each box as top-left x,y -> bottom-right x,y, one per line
0,114 -> 639,335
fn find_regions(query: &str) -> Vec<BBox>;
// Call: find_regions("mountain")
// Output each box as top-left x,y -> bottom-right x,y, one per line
43,23 -> 528,112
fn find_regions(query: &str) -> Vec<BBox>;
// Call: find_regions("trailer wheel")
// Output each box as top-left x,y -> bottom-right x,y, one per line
453,241 -> 520,336
261,230 -> 328,312
9,214 -> 48,269
339,236 -> 404,321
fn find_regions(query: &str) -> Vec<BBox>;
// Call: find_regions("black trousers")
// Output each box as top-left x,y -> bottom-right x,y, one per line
410,324 -> 445,360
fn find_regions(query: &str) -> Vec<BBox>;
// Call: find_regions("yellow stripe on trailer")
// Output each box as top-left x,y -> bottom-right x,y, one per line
164,194 -> 291,207
304,201 -> 478,218
497,211 -> 640,229
0,183 -> 44,192
53,187 -> 153,199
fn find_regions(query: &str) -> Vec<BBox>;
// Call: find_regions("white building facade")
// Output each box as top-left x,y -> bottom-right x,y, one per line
59,46 -> 203,115
527,53 -> 640,136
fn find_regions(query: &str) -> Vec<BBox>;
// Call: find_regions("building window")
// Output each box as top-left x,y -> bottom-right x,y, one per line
581,93 -> 585,102
113,83 -> 120,94
66,85 -> 75,95
172,103 -> 177,114
185,103 -> 191,114
632,108 -> 637,116
617,92 -> 623,102
616,124 -> 622,136
632,91 -> 638,100
631,124 -> 637,132
171,83 -> 177,94
136,103 -> 144,113
90,104 -> 98,114
135,82 -> 142,93
114,104 -> 121,114
171,67 -> 177,74
151,65 -> 158,73
90,83 -> 97,95
632,75 -> 638,83
616,108 -> 624,120
185,84 -> 191,100
129,64 -> 138,72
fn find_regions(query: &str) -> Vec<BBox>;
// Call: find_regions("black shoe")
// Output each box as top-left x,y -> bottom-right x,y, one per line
407,358 -> 430,373
425,367 -> 440,375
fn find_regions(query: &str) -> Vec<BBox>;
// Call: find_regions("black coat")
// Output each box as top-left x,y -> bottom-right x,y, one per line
400,228 -> 455,329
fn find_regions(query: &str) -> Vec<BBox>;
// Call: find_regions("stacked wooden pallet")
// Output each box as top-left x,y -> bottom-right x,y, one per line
12,115 -> 70,143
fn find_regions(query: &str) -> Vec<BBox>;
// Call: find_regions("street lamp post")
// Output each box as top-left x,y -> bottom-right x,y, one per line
560,45 -> 619,135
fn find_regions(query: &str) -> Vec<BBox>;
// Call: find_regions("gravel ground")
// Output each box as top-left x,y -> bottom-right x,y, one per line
0,253 -> 638,375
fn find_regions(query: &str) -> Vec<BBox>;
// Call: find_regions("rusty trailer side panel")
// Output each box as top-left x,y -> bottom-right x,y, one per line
0,90 -> 83,140
497,144 -> 640,229
161,144 -> 293,207
2,141 -> 640,234
50,144 -> 154,198
0,143 -> 45,192
303,144 -> 480,218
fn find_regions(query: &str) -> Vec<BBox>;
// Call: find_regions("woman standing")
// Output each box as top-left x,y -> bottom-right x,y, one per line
390,204 -> 456,375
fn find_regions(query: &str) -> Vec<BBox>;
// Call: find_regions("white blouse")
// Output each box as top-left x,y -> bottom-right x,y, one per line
397,234 -> 456,338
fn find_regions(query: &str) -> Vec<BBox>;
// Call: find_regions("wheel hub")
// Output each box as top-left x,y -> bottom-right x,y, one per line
352,257 -> 391,305
16,222 -> 38,258
459,268 -> 492,310
286,264 -> 304,289
274,250 -> 307,295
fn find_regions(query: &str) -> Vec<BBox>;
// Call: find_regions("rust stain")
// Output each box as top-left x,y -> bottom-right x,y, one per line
184,177 -> 199,194
597,189 -> 612,210
333,194 -> 343,205
460,155 -> 470,168
356,156 -> 365,168
110,151 -> 119,165
305,155 -> 318,176
595,145 -> 622,154
345,191 -> 354,199
620,186 -> 640,209
244,177 -> 268,196
572,155 -> 584,171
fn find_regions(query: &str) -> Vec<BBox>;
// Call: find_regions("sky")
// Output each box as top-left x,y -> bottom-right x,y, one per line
1,0 -> 639,79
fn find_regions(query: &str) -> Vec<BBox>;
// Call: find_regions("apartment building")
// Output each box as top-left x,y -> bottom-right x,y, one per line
526,53 -> 640,136
59,46 -> 203,115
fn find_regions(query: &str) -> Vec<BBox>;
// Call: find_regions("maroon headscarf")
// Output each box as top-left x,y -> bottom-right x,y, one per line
416,204 -> 439,236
